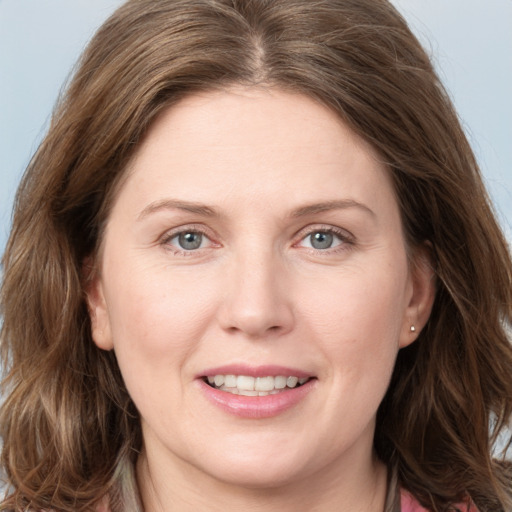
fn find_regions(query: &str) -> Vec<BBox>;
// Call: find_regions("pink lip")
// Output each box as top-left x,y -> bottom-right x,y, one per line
196,364 -> 316,419
198,364 -> 312,379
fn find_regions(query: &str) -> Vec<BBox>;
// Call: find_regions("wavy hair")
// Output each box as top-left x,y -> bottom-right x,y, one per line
1,0 -> 511,510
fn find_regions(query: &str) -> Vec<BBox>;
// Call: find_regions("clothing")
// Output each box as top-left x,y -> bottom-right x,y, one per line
384,469 -> 478,512
99,490 -> 478,512
400,491 -> 430,512
400,490 -> 428,512
401,490 -> 479,512
104,460 -> 479,512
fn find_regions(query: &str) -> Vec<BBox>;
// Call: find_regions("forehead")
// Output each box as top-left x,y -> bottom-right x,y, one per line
109,87 -> 397,223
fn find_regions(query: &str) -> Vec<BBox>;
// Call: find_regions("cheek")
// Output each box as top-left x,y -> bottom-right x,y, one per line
296,258 -> 408,393
102,267 -> 221,424
102,261 -> 217,382
300,267 -> 407,343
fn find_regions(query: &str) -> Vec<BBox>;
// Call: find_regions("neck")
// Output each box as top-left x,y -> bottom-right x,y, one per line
136,446 -> 388,512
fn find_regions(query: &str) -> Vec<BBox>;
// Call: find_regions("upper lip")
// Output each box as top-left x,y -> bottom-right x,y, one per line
198,364 -> 313,379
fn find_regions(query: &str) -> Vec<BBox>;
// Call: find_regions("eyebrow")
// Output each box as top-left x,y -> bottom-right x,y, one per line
137,199 -> 219,220
290,199 -> 376,218
137,198 -> 375,221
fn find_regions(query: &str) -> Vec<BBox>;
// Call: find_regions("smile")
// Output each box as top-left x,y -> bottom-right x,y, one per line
204,374 -> 311,396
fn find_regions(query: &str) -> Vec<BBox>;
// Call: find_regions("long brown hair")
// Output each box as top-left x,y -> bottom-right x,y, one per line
1,1 -> 511,510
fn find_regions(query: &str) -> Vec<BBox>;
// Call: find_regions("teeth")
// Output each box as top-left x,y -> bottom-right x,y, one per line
237,375 -> 255,391
255,376 -> 274,391
216,386 -> 288,396
274,376 -> 287,389
205,374 -> 310,394
238,389 -> 259,396
225,374 -> 237,387
287,376 -> 298,388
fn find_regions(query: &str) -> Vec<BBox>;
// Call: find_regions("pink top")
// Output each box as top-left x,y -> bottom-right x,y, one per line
401,491 -> 428,512
95,486 -> 478,511
401,490 -> 478,512
95,492 -> 478,512
95,490 -> 478,512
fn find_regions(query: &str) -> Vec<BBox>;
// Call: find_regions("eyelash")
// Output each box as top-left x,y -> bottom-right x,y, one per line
160,224 -> 219,256
159,224 -> 355,256
294,225 -> 355,254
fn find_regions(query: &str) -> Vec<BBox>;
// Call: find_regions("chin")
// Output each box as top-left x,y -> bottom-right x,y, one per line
200,459 -> 308,490
194,437 -> 331,491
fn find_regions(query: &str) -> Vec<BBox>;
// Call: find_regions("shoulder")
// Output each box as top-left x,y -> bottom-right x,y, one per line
400,490 -> 479,512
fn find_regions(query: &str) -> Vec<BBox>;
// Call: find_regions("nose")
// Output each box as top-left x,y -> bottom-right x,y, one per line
217,251 -> 295,339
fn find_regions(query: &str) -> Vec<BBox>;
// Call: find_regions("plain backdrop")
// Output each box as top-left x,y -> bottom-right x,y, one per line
1,0 -> 511,253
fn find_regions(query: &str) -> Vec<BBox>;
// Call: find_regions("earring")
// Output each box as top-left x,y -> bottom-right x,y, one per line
410,325 -> 416,333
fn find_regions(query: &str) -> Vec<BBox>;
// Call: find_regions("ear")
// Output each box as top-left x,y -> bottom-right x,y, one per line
83,258 -> 114,351
399,244 -> 436,348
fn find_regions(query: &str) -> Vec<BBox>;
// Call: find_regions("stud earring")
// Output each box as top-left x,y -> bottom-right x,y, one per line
410,325 -> 416,333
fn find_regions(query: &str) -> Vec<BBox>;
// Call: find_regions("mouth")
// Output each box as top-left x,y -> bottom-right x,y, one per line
202,374 -> 313,396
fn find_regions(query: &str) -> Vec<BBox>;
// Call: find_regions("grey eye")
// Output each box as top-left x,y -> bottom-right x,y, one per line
177,232 -> 203,250
309,231 -> 334,250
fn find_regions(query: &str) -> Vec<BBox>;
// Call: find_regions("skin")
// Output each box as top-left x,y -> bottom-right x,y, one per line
87,88 -> 435,512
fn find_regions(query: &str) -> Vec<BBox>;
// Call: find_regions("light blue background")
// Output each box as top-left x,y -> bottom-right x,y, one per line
1,0 -> 511,253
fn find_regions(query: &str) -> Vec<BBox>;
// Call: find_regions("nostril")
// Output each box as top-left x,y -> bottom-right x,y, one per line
217,278 -> 295,338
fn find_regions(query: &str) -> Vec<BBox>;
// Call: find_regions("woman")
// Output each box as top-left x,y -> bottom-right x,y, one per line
1,0 -> 511,511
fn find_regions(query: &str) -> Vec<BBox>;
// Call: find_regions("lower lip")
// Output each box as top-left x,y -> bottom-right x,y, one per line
197,379 -> 316,419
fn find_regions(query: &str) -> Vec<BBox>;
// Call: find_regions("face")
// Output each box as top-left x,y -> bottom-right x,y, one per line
87,88 -> 434,492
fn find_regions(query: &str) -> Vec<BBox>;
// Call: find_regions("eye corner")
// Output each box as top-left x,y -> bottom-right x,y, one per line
159,224 -> 221,255
293,225 -> 356,253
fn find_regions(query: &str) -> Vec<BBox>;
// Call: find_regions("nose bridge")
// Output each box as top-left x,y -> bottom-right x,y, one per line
219,242 -> 294,338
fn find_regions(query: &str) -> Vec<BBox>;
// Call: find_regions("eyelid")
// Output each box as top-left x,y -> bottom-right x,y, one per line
158,223 -> 354,255
159,224 -> 220,253
293,224 -> 355,250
